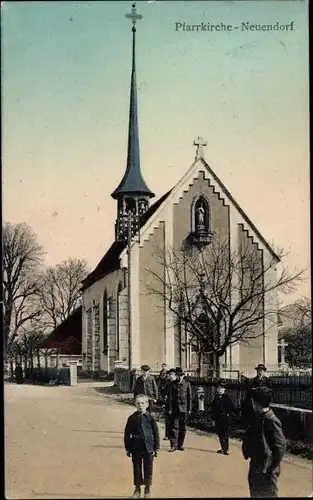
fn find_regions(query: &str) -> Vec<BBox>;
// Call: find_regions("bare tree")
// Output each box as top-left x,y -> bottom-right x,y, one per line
279,297 -> 311,368
147,239 -> 305,377
3,222 -> 44,348
38,257 -> 88,330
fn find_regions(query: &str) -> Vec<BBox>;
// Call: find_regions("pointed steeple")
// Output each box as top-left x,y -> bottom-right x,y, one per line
111,3 -> 155,200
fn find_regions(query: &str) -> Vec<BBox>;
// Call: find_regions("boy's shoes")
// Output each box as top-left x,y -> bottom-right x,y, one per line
178,447 -> 184,451
144,486 -> 151,498
217,449 -> 224,454
223,450 -> 229,455
132,487 -> 141,498
169,447 -> 177,452
217,449 -> 229,455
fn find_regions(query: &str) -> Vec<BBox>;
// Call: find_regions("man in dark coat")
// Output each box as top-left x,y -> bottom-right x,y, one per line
210,379 -> 236,455
242,387 -> 286,498
133,365 -> 158,413
167,367 -> 192,452
14,363 -> 23,384
241,364 -> 270,429
163,368 -> 176,441
252,364 -> 269,389
124,394 -> 160,498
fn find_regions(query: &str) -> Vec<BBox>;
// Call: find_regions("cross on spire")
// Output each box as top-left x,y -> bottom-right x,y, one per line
125,2 -> 143,31
193,136 -> 207,159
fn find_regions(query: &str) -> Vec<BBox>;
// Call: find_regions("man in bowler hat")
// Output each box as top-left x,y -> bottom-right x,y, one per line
133,365 -> 158,413
210,379 -> 236,455
241,364 -> 269,428
252,364 -> 269,389
167,367 -> 192,452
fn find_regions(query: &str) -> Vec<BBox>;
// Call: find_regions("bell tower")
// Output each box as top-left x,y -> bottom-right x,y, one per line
111,3 -> 155,241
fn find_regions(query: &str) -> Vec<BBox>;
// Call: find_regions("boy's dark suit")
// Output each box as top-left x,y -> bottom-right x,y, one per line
124,410 -> 160,488
211,393 -> 236,453
168,378 -> 192,449
242,409 -> 286,498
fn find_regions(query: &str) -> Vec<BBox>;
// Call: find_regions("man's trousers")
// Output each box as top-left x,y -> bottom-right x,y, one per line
215,421 -> 229,453
248,463 -> 278,498
132,451 -> 154,487
170,412 -> 187,449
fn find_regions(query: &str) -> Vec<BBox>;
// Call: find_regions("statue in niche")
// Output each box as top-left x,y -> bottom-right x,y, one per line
195,201 -> 206,231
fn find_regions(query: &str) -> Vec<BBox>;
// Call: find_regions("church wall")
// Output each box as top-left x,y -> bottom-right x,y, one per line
82,268 -> 125,373
139,222 -> 166,370
237,224 -> 264,376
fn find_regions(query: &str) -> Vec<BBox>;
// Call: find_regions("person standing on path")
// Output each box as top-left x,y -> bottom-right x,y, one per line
242,387 -> 286,498
133,365 -> 158,413
14,363 -> 23,384
163,368 -> 176,442
210,379 -> 236,456
167,367 -> 192,452
124,394 -> 160,499
241,364 -> 270,429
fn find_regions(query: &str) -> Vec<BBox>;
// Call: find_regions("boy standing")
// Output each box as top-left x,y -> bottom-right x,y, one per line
124,394 -> 160,498
210,379 -> 236,455
242,387 -> 286,498
133,365 -> 158,413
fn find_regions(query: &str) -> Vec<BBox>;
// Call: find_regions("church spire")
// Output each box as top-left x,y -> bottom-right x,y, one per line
111,2 -> 155,200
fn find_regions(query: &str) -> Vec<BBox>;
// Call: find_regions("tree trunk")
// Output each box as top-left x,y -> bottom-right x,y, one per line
198,351 -> 203,378
37,350 -> 41,369
10,359 -> 14,379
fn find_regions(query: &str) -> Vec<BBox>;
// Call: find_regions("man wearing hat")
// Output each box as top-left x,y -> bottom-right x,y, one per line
163,369 -> 177,441
210,379 -> 236,455
252,364 -> 269,389
167,367 -> 192,452
242,386 -> 286,497
241,364 -> 269,429
133,365 -> 158,413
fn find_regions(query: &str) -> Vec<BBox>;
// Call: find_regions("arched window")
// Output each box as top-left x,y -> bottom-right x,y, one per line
116,281 -> 123,353
124,197 -> 136,215
103,289 -> 108,355
138,198 -> 148,216
194,196 -> 210,232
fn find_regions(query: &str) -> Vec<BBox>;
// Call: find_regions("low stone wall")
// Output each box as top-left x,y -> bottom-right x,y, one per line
271,404 -> 312,443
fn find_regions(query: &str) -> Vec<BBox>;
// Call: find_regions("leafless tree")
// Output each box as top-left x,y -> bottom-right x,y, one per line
278,297 -> 311,368
38,257 -> 88,331
147,239 -> 305,377
3,222 -> 44,349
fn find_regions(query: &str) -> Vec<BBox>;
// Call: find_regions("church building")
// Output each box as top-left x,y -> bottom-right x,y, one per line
81,4 -> 279,378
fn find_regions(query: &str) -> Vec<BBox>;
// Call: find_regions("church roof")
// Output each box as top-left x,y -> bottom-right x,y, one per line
81,189 -> 172,291
111,11 -> 154,200
40,306 -> 82,354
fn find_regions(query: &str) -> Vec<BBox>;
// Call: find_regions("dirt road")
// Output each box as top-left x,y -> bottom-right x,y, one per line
4,381 -> 312,498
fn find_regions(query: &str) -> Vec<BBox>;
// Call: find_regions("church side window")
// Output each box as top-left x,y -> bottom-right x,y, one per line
116,281 -> 123,353
103,290 -> 108,355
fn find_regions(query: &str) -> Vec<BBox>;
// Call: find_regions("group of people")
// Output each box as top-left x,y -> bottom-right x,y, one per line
124,363 -> 286,498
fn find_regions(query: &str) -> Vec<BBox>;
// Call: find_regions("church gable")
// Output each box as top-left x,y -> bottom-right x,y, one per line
136,157 -> 279,263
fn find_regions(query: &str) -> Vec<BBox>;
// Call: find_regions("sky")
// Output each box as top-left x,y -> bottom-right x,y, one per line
2,0 -> 310,305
